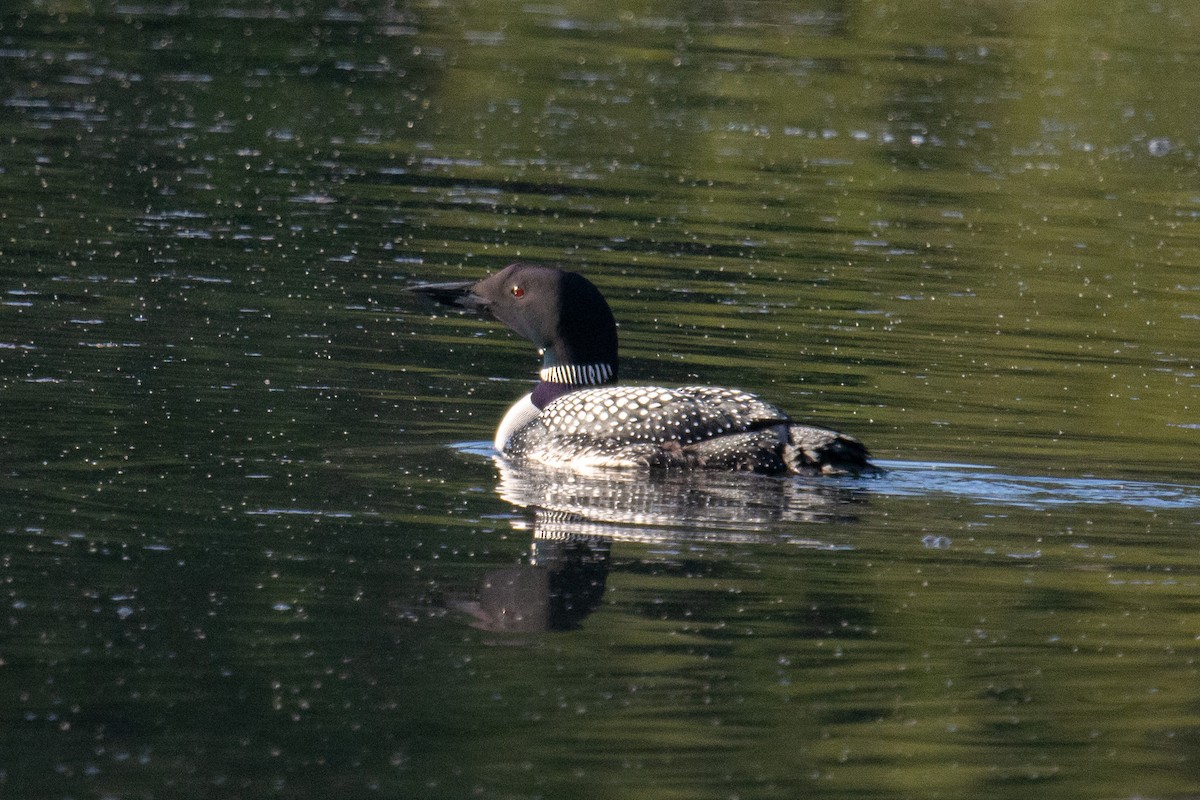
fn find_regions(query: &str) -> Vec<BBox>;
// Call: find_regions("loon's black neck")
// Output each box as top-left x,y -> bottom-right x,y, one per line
530,269 -> 620,410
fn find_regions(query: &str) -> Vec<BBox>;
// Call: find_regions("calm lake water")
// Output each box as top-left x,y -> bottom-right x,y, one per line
2,1 -> 1199,798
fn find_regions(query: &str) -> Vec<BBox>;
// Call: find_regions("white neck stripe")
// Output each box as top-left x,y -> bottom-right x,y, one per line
539,362 -> 614,385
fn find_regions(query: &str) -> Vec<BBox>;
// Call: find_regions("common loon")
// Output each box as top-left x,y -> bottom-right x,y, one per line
413,263 -> 877,476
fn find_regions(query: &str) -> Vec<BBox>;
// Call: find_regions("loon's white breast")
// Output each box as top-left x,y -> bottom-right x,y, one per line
494,392 -> 538,452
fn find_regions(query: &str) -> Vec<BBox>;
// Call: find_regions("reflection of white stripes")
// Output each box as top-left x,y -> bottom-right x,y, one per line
539,362 -> 614,385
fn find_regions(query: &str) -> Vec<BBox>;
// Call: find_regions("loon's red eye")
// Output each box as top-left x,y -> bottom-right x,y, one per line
511,285 -> 525,298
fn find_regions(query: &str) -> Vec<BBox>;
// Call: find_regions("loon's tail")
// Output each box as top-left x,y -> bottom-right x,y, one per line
669,423 -> 880,476
784,425 -> 880,476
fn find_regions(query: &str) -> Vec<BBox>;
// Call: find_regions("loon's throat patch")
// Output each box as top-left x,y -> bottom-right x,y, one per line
538,362 -> 614,385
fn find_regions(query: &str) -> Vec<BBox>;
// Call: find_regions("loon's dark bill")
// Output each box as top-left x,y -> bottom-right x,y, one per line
408,279 -> 486,311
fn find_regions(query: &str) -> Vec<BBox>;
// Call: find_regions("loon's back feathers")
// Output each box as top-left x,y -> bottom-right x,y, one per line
413,262 -> 878,477
535,385 -> 784,448
506,385 -> 872,475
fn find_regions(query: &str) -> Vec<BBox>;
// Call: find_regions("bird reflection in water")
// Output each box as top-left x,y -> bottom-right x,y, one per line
447,456 -> 869,634
449,537 -> 611,634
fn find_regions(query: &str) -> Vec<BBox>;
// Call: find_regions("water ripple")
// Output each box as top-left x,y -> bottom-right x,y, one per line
875,461 -> 1200,510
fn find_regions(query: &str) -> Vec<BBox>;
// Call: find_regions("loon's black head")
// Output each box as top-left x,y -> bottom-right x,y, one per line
413,263 -> 620,395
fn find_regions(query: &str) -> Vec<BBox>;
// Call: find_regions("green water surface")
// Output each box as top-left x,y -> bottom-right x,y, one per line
2,1 -> 1199,798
